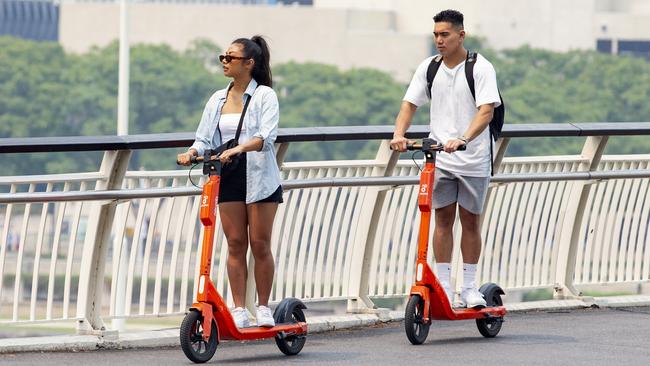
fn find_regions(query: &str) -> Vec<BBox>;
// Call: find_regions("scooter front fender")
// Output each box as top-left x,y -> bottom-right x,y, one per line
189,302 -> 215,342
409,285 -> 431,322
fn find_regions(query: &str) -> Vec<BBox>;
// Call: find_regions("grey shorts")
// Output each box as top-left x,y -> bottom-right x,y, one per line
432,168 -> 490,214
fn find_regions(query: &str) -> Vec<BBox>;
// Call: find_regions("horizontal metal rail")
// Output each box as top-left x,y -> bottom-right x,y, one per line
2,169 -> 650,203
3,122 -> 650,153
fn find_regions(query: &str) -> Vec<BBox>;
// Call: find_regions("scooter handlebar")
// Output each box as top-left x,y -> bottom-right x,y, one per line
401,142 -> 467,152
176,155 -> 206,165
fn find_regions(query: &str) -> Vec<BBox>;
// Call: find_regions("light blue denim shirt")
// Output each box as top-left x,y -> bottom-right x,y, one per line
190,79 -> 282,204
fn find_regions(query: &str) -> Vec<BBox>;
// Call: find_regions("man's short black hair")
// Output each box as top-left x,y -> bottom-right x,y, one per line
433,9 -> 464,28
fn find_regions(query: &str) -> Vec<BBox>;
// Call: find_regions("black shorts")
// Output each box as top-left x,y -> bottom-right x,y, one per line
218,153 -> 284,204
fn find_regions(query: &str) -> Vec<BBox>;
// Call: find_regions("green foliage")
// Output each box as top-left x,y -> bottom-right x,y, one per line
274,62 -> 428,160
1,35 -> 650,174
460,42 -> 650,155
0,37 -> 69,138
463,35 -> 487,51
0,37 -> 225,174
184,38 -> 223,72
521,288 -> 553,302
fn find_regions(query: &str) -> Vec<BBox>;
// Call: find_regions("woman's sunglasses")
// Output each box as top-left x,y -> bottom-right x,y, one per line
219,54 -> 249,63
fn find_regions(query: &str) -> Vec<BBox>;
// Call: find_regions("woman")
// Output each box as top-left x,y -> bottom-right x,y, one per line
177,35 -> 282,328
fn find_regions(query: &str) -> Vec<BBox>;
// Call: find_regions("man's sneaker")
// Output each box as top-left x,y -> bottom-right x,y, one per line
460,287 -> 487,309
256,305 -> 275,327
231,307 -> 250,328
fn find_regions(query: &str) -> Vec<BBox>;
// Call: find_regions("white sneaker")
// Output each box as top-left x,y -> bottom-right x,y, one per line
231,307 -> 250,328
461,287 -> 487,309
256,305 -> 275,327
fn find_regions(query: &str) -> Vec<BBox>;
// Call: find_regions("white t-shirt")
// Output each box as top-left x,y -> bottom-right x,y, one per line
217,113 -> 245,143
403,54 -> 501,177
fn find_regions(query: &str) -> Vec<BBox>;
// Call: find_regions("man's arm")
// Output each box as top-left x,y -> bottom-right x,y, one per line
390,101 -> 418,152
443,103 -> 494,153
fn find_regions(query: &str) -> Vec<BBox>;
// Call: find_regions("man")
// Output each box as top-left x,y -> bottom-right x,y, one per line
390,9 -> 501,308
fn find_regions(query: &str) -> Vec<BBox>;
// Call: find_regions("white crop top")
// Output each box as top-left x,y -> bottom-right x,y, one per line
218,113 -> 244,143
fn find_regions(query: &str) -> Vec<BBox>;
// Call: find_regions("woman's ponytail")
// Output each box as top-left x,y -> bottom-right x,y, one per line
233,35 -> 273,87
250,35 -> 272,88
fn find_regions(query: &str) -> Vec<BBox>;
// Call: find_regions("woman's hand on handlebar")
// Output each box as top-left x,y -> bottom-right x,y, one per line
218,145 -> 243,164
177,150 -> 197,166
390,136 -> 416,152
444,138 -> 467,153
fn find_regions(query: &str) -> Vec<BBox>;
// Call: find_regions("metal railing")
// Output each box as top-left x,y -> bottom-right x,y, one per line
1,123 -> 650,334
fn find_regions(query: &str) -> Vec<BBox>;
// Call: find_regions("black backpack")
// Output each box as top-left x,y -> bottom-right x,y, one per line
425,51 -> 505,175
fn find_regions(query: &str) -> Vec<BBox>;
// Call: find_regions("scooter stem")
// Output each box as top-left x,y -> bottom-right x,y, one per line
199,175 -> 220,275
416,159 -> 436,262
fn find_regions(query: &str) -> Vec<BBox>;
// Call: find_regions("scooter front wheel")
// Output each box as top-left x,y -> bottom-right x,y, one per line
404,295 -> 430,345
274,298 -> 307,356
180,310 -> 218,363
475,283 -> 505,338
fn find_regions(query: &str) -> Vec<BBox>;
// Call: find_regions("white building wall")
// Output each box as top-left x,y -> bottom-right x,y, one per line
318,0 -> 598,51
57,1 -> 650,82
58,3 -> 430,81
596,0 -> 650,13
318,0 -> 650,52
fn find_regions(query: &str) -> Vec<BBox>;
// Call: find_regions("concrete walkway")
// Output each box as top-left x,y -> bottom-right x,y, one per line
1,295 -> 649,354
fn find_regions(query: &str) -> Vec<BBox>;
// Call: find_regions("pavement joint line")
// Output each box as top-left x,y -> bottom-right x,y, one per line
1,295 -> 649,354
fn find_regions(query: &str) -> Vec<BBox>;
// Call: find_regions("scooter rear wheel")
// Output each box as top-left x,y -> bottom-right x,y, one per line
405,295 -> 430,345
274,298 -> 307,356
180,310 -> 218,363
476,283 -> 505,338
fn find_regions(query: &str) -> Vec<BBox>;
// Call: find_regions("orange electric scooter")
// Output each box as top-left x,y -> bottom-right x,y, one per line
398,138 -> 507,345
178,150 -> 308,363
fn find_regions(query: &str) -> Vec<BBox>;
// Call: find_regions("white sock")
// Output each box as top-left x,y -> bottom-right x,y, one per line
463,263 -> 477,289
436,263 -> 451,286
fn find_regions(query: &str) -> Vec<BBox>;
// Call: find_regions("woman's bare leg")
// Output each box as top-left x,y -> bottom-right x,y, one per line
219,202 -> 248,308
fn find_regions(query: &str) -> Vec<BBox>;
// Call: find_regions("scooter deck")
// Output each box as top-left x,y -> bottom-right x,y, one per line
433,305 -> 507,321
411,272 -> 508,322
221,322 -> 309,341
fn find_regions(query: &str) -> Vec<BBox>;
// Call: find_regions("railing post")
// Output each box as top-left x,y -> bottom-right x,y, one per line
347,140 -> 399,313
480,137 -> 510,228
76,150 -> 132,335
554,136 -> 608,299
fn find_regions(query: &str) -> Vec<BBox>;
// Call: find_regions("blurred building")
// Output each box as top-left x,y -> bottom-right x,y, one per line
316,0 -> 650,59
54,0 -> 429,81
0,0 -> 59,41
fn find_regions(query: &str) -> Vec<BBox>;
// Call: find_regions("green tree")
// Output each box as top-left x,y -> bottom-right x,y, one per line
2,35 -> 650,175
274,62 -> 429,160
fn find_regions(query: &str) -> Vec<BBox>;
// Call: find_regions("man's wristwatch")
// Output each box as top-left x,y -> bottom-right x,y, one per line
458,136 -> 468,144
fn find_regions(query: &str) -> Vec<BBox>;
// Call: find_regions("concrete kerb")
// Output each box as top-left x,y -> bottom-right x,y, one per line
2,295 -> 649,354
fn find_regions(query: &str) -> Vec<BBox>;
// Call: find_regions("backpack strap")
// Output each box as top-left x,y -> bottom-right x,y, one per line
464,50 -> 478,100
464,51 -> 496,175
425,54 -> 443,99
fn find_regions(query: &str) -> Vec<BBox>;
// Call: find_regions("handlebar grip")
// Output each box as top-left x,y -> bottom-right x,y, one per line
390,141 -> 464,152
176,155 -> 203,165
